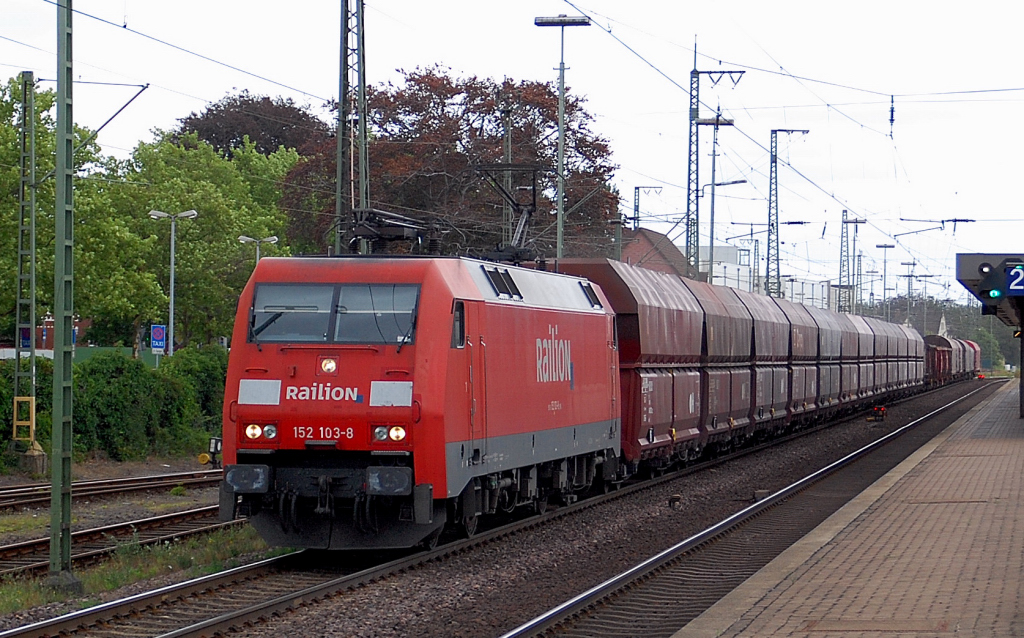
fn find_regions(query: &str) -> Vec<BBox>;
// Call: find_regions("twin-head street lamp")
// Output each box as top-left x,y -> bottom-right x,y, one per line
238,235 -> 278,263
535,14 -> 590,260
149,209 -> 197,357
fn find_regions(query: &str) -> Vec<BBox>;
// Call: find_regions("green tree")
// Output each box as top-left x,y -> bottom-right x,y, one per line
0,76 -> 157,347
105,133 -> 298,348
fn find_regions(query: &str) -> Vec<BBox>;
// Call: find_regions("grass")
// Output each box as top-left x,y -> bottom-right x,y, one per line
0,524 -> 288,615
0,512 -> 52,537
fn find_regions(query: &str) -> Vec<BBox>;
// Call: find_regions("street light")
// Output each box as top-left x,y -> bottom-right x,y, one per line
149,209 -> 197,357
876,243 -> 895,321
695,109 -> 736,282
238,235 -> 278,263
535,14 -> 590,260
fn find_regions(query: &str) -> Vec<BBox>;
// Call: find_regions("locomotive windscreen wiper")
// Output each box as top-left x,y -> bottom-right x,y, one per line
252,312 -> 284,338
395,297 -> 419,354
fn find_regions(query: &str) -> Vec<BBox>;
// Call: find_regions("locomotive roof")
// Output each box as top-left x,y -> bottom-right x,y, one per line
250,255 -> 608,314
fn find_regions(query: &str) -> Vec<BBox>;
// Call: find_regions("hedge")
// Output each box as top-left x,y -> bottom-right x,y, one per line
0,347 -> 227,465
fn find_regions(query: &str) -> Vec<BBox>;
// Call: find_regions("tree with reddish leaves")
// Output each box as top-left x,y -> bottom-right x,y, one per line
175,90 -> 331,158
280,66 -> 618,258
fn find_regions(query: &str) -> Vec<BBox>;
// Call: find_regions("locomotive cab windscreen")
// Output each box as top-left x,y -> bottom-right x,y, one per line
249,283 -> 420,345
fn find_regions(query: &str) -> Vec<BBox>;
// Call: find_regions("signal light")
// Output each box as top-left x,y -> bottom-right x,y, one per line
978,263 -> 1006,306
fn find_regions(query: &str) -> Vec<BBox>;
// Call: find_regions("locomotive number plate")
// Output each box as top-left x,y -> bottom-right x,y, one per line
293,426 -> 355,440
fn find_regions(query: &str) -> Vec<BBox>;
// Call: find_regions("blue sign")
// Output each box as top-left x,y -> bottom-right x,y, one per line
19,328 -> 31,349
151,324 -> 167,353
1006,267 -> 1024,297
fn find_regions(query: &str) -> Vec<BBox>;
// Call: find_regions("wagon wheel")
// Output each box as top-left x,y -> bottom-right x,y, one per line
460,513 -> 479,538
420,527 -> 443,550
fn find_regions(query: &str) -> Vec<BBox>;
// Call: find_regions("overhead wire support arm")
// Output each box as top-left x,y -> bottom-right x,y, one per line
894,226 -> 943,238
35,83 -> 149,186
899,217 -> 976,232
632,186 -> 661,230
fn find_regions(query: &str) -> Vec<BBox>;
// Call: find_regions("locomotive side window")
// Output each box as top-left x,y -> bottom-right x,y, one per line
451,301 -> 465,348
250,284 -> 335,342
334,284 -> 420,345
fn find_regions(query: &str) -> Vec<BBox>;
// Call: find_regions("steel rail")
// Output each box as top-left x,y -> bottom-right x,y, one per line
497,380 -> 1001,638
0,381 -> 989,638
0,506 -> 240,578
0,470 -> 222,510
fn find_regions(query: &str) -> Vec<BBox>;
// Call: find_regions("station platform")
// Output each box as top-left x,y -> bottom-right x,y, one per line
677,380 -> 1024,637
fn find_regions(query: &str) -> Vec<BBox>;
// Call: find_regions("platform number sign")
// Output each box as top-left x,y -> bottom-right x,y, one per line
151,324 -> 167,355
1007,265 -> 1024,297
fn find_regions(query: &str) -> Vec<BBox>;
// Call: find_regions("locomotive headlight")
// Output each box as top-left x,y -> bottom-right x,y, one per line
262,424 -> 278,439
388,426 -> 407,442
373,426 -> 389,441
245,424 -> 263,439
321,358 -> 337,373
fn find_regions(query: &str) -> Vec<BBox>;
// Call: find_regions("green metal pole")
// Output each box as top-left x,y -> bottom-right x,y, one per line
15,71 -> 36,405
49,0 -> 81,593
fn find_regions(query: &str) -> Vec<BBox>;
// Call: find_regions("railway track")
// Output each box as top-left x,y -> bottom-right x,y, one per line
1,381 -> 997,638
0,471 -> 222,510
498,380 -> 1003,638
0,506 -> 241,578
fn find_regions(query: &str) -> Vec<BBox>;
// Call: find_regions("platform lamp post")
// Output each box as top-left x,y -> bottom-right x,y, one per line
877,243 -> 895,321
535,14 -> 590,261
239,235 -> 278,264
700,178 -> 746,283
149,209 -> 197,357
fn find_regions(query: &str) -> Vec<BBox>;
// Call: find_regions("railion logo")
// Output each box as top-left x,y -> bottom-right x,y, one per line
285,384 -> 363,402
537,324 -> 573,387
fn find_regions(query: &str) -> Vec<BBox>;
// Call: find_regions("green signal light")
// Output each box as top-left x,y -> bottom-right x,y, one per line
988,289 -> 1003,299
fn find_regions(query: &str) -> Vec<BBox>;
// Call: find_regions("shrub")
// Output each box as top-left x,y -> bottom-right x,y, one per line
150,371 -> 205,456
159,346 -> 228,432
74,353 -> 158,460
1,351 -> 215,464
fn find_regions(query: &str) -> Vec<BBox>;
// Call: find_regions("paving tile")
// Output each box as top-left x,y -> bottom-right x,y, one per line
677,382 -> 1024,638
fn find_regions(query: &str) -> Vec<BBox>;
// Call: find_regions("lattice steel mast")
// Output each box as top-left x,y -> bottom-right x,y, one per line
684,45 -> 743,279
766,128 -> 808,298
335,0 -> 369,254
15,72 -> 36,406
51,0 -> 80,591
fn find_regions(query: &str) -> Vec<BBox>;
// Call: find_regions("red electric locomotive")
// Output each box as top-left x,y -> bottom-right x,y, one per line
219,256 -> 619,549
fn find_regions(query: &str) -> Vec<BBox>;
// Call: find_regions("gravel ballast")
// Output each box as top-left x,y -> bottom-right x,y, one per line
0,380 -> 995,636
